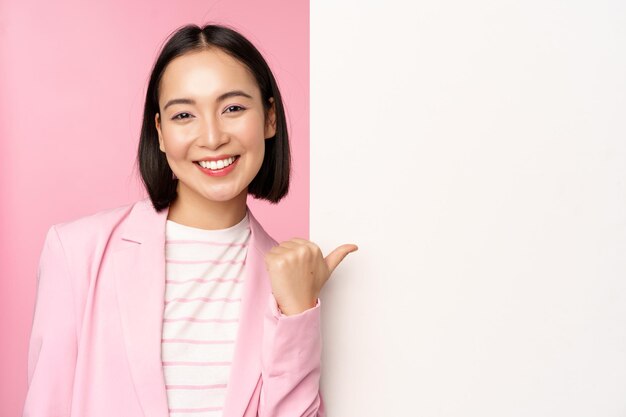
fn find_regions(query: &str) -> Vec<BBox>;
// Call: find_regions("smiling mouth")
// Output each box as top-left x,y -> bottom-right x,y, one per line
193,155 -> 240,170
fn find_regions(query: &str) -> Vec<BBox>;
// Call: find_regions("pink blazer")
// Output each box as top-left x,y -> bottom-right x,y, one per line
23,197 -> 325,417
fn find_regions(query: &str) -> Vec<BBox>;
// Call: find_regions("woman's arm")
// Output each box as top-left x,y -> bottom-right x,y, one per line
258,237 -> 356,416
258,293 -> 325,417
22,225 -> 78,417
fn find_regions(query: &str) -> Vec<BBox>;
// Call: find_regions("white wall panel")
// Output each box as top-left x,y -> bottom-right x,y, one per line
311,1 -> 626,416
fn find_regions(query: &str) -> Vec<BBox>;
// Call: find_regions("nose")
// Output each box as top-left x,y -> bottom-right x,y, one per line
200,115 -> 229,149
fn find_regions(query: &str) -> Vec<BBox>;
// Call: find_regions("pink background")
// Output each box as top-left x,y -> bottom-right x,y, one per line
0,1 -> 309,415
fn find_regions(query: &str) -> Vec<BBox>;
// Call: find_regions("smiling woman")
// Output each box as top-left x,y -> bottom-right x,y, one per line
22,23 -> 358,417
138,25 -> 292,229
153,47 -> 276,227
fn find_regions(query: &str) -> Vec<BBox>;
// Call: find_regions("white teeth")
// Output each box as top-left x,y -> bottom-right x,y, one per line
198,157 -> 236,170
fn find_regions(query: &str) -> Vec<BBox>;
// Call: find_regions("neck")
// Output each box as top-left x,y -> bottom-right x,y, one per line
166,182 -> 248,230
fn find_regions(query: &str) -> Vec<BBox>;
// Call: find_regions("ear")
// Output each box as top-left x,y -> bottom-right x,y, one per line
155,112 -> 165,152
264,97 -> 277,139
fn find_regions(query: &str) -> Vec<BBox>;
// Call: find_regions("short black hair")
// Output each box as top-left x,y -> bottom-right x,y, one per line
136,23 -> 291,212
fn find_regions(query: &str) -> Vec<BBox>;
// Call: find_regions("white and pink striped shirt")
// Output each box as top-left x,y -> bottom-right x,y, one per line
161,212 -> 251,417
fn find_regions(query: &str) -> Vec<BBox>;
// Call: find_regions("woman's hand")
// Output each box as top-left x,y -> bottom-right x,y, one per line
264,238 -> 358,316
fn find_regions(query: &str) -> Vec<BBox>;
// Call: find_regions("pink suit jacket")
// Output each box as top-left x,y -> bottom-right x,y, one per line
23,197 -> 325,417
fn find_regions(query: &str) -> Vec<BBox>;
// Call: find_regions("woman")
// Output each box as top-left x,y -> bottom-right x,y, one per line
23,23 -> 357,417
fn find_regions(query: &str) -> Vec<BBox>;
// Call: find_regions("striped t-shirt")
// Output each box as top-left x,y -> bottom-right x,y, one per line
161,211 -> 251,417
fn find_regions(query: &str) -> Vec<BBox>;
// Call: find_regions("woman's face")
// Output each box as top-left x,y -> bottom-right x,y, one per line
155,47 -> 276,204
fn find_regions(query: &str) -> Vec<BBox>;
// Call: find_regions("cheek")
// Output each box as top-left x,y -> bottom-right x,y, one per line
161,125 -> 191,159
234,114 -> 267,150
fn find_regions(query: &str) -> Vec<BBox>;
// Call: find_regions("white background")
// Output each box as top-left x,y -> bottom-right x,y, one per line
311,1 -> 626,416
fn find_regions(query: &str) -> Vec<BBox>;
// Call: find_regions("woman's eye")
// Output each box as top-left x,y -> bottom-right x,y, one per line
224,105 -> 245,114
172,112 -> 192,120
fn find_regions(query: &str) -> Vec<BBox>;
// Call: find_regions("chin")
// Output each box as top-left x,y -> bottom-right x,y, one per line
203,188 -> 244,203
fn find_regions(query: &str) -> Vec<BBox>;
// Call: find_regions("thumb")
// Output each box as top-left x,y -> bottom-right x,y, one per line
324,244 -> 358,275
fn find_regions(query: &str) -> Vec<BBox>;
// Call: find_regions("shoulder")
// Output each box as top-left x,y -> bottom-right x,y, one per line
52,199 -> 142,235
247,208 -> 280,253
45,198 -> 148,256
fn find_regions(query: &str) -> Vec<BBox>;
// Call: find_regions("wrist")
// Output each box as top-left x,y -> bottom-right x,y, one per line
277,298 -> 318,316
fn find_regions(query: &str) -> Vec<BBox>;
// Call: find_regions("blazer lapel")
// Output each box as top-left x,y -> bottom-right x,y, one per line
222,208 -> 274,417
113,198 -> 276,417
113,199 -> 170,417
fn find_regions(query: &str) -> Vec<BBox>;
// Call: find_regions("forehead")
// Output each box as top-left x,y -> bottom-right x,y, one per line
159,48 -> 259,101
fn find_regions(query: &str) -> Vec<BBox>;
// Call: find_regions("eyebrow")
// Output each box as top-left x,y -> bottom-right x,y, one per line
163,90 -> 254,111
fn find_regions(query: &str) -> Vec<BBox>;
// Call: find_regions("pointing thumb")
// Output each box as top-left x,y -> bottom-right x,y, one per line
324,244 -> 358,275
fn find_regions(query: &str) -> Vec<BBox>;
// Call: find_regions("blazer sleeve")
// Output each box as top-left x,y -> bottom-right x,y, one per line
23,225 -> 78,417
258,293 -> 326,417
